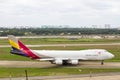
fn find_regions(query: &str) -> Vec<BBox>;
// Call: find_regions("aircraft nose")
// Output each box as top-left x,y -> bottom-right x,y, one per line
109,53 -> 114,59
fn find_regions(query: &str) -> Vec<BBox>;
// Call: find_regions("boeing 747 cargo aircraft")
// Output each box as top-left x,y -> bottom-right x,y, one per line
8,35 -> 114,65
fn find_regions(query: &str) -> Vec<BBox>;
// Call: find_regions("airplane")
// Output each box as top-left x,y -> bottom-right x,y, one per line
8,35 -> 114,65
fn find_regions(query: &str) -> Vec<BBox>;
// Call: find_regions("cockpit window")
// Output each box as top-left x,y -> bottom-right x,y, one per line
104,50 -> 107,52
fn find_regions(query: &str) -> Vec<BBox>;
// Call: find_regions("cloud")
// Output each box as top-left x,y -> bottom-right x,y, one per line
0,0 -> 120,27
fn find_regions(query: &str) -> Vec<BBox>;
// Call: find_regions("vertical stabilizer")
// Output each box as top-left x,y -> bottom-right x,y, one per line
8,35 -> 40,59
8,35 -> 20,50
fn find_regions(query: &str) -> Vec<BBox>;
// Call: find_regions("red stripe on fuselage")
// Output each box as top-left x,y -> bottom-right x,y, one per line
18,40 -> 40,59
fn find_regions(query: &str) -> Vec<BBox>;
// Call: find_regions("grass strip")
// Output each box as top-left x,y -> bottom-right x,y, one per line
0,45 -> 120,61
0,68 -> 120,78
0,38 -> 120,45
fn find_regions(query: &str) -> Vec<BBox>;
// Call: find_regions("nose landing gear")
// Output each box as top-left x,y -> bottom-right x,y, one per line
101,60 -> 104,65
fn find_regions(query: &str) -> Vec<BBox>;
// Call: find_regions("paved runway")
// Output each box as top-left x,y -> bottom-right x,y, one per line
0,61 -> 120,68
0,61 -> 120,80
0,43 -> 120,47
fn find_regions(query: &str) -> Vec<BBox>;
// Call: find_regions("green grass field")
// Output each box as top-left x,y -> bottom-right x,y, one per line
0,38 -> 120,45
0,67 -> 120,78
0,45 -> 120,61
0,38 -> 120,78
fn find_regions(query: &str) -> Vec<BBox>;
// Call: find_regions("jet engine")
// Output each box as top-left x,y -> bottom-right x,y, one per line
69,60 -> 79,65
52,59 -> 63,65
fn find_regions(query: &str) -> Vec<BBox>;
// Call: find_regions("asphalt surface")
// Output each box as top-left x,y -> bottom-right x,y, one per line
0,61 -> 120,80
0,61 -> 120,68
0,43 -> 120,47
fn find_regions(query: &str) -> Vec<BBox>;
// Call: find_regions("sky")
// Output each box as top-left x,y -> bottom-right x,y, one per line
0,0 -> 120,28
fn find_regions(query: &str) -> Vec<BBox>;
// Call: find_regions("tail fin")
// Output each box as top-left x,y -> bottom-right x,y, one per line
8,35 -> 40,59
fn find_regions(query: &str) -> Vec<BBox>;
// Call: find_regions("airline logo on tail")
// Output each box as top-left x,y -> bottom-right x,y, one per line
8,35 -> 40,59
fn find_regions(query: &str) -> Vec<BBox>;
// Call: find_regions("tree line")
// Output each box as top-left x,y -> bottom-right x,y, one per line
0,27 -> 120,36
